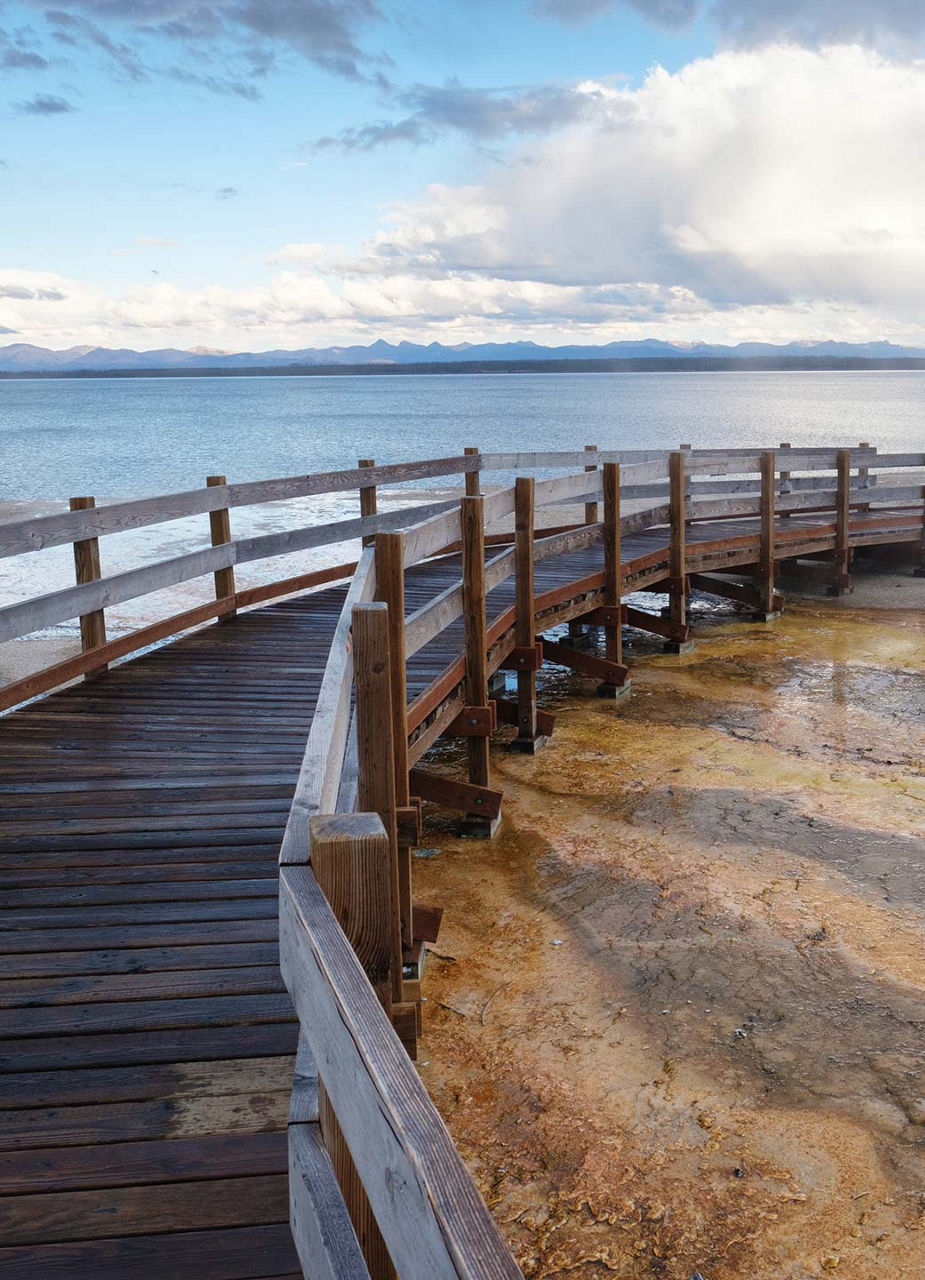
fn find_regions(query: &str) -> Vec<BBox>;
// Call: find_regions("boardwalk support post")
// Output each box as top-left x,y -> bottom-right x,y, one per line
351,603 -> 407,1025
373,534 -> 415,971
566,443 -> 598,645
756,450 -> 781,620
69,496 -> 108,679
598,461 -> 631,698
512,476 -> 542,752
828,449 -> 853,595
462,493 -> 498,834
779,442 -> 792,519
308,811 -> 399,1280
359,458 -> 377,547
206,475 -> 236,622
666,451 -> 693,652
464,446 -> 480,498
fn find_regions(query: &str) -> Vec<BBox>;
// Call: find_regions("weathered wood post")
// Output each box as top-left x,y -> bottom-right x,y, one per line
566,444 -> 598,643
309,810 -> 400,1276
666,451 -> 690,651
206,475 -> 236,621
830,448 -> 852,595
462,494 -> 496,833
374,534 -> 414,962
758,450 -> 778,618
351,602 -> 404,1007
464,446 -> 480,498
680,443 -> 693,526
778,442 -> 792,519
857,442 -> 871,513
597,460 -> 627,695
512,476 -> 539,753
583,443 -> 599,526
69,496 -> 108,679
359,458 -> 377,547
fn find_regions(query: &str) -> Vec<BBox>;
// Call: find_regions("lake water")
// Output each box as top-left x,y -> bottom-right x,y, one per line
1,370 -> 923,499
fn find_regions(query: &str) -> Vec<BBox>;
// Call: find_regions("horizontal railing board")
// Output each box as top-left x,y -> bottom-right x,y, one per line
0,456 -> 480,560
405,583 -> 465,658
279,550 -> 375,867
533,523 -> 603,564
280,863 -> 523,1280
0,502 -> 443,643
534,469 -> 603,509
484,546 -> 515,592
402,507 -> 463,568
289,1123 -> 371,1280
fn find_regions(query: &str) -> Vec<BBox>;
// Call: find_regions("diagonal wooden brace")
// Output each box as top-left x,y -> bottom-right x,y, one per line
621,604 -> 689,643
409,766 -> 503,820
541,637 -> 629,686
412,901 -> 444,944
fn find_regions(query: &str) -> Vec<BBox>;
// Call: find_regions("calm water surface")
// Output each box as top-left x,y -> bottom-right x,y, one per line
0,371 -> 922,498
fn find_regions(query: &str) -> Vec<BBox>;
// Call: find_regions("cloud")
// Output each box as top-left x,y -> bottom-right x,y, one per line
533,0 -> 925,48
0,28 -> 49,70
313,78 -> 609,150
215,185 -> 239,199
5,46 -> 925,350
18,0 -> 384,84
13,93 -> 76,114
0,283 -> 67,300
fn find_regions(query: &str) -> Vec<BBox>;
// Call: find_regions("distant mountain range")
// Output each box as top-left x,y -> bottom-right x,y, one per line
2,337 -> 925,373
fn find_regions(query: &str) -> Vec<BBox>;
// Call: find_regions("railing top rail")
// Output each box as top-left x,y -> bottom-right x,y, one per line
0,454 -> 481,560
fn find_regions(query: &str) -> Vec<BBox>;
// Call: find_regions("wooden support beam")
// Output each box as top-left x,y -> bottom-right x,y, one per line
758,450 -> 778,617
351,603 -> 404,1009
374,532 -> 413,958
464,447 -> 480,498
513,475 -> 540,751
359,459 -> 377,548
599,461 -> 626,694
778,443 -> 792,519
541,637 -> 629,687
621,604 -> 688,643
583,443 -> 599,527
494,697 -> 555,738
206,475 -> 236,622
667,451 -> 689,650
412,902 -> 444,945
409,767 -> 503,821
688,573 -> 782,612
461,495 -> 494,830
830,448 -> 852,594
68,496 -> 108,680
499,642 -> 543,672
445,705 -> 495,737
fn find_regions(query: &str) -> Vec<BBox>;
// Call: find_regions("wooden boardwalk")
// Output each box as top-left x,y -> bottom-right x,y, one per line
0,490 -> 920,1277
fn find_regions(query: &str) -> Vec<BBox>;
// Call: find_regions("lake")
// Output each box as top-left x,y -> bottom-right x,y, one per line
1,370 -> 923,499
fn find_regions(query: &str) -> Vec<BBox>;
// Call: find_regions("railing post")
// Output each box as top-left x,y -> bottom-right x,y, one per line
830,448 -> 852,595
69,496 -> 108,680
778,442 -> 792,518
359,458 -> 377,547
758,450 -> 778,618
351,603 -> 404,1007
857,441 -> 871,513
374,533 -> 414,963
680,442 -> 693,525
512,477 -> 539,753
462,494 -> 496,833
583,443 -> 599,526
464,446 -> 480,498
667,451 -> 689,650
206,475 -> 236,621
308,811 -> 399,1280
599,461 -> 627,693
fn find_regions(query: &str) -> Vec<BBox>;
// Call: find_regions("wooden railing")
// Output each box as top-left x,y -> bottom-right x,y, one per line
271,443 -> 923,1278
2,442 -> 923,1276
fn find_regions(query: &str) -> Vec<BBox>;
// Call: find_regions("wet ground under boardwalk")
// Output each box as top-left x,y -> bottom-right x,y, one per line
415,574 -> 925,1280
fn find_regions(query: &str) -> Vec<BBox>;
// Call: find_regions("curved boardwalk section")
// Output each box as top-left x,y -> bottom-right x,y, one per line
0,446 -> 921,1279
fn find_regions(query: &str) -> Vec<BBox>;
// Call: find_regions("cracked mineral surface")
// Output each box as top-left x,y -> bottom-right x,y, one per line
415,580 -> 924,1280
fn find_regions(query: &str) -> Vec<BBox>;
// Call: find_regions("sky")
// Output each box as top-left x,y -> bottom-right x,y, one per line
1,0 -> 925,352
